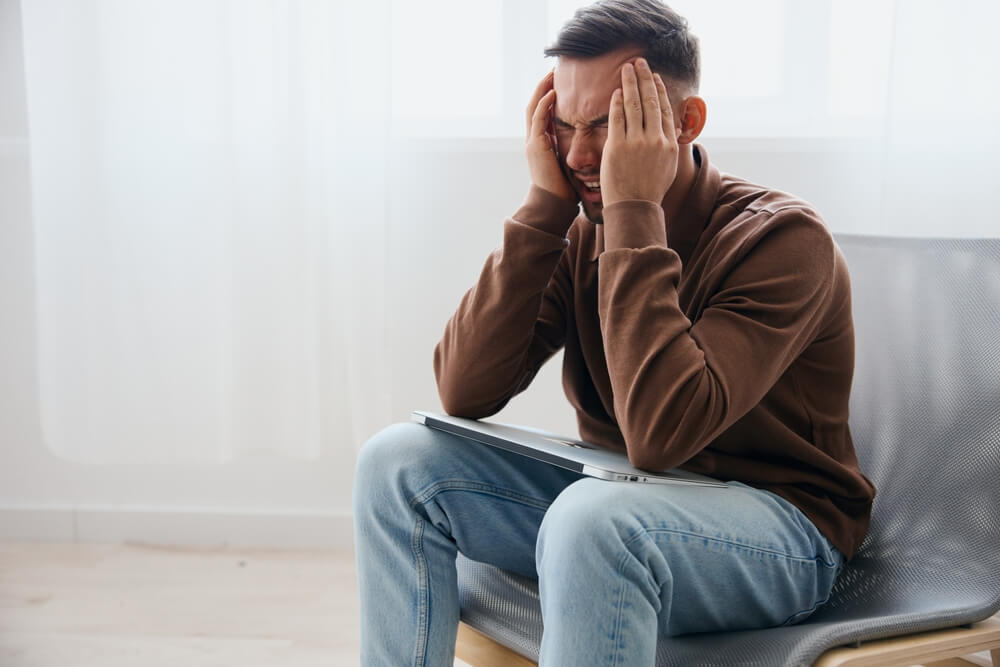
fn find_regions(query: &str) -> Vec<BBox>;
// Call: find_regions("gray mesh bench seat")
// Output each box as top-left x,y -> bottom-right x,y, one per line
455,235 -> 1000,666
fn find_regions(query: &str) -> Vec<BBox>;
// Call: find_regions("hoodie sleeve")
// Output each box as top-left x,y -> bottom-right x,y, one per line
597,199 -> 838,470
434,186 -> 579,417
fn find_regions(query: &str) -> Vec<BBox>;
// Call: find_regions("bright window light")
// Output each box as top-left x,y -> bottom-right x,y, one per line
670,0 -> 784,99
391,0 -> 913,138
827,0 -> 894,119
391,0 -> 502,121
547,0 -> 785,99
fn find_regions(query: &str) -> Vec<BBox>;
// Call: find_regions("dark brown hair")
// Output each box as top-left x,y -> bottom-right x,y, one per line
544,0 -> 700,93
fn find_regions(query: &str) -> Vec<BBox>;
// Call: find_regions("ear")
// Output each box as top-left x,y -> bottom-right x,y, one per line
675,95 -> 707,144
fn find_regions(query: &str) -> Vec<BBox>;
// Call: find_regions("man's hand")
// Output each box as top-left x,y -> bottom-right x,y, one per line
600,58 -> 678,208
525,70 -> 577,202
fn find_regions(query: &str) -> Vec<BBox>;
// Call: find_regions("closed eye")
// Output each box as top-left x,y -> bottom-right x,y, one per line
553,115 -> 609,130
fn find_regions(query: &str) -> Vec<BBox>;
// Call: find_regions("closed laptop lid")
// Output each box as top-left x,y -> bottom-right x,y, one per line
412,410 -> 726,488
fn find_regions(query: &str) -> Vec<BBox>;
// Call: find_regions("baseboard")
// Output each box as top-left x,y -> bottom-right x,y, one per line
0,505 -> 355,550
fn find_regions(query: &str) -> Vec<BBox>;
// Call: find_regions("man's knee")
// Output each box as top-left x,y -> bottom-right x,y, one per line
357,421 -> 422,470
536,479 -> 631,570
353,422 -> 439,510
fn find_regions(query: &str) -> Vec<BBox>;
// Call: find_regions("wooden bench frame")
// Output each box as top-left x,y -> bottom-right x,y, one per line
456,613 -> 1000,666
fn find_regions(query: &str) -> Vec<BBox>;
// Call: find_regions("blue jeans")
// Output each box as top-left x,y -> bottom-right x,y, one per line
352,422 -> 844,666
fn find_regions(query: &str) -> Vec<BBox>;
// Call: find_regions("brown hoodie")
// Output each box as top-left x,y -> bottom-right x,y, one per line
434,145 -> 875,559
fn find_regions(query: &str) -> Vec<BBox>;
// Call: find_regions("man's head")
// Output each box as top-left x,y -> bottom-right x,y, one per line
544,0 -> 704,223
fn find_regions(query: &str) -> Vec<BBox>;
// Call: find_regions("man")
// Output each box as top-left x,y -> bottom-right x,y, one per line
353,1 -> 876,664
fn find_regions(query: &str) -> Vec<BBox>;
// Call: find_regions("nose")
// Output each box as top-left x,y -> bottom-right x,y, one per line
563,132 -> 603,174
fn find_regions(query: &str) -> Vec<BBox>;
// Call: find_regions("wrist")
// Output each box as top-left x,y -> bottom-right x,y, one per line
601,200 -> 667,251
512,185 -> 580,237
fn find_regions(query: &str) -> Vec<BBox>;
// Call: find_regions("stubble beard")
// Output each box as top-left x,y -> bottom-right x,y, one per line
581,198 -> 604,225
559,157 -> 604,225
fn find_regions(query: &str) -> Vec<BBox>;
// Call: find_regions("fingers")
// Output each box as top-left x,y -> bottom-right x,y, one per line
618,59 -> 674,140
529,89 -> 556,144
526,69 -> 555,138
634,59 -> 662,137
620,62 -> 642,135
652,72 -> 676,140
608,87 -> 625,142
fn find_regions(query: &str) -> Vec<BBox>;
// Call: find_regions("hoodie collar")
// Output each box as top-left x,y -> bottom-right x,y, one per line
588,144 -> 720,265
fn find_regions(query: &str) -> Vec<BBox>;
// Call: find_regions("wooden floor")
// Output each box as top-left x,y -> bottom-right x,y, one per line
0,541 -> 991,667
0,542 -> 373,666
0,542 -> 476,666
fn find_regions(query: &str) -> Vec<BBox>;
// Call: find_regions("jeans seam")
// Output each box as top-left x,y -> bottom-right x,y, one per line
610,548 -> 635,667
411,516 -> 429,667
779,588 -> 835,626
407,479 -> 552,512
406,479 -> 551,666
609,526 -> 839,646
625,527 -> 839,567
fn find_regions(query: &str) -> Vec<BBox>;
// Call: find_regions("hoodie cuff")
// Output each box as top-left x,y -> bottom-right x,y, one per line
602,199 -> 668,251
511,185 -> 580,238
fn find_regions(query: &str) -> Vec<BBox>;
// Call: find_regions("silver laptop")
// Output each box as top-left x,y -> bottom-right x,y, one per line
412,410 -> 727,488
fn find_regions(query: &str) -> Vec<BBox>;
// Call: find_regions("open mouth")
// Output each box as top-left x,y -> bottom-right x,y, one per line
575,174 -> 602,202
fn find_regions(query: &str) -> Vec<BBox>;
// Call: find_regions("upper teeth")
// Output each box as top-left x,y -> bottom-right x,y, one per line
584,182 -> 600,188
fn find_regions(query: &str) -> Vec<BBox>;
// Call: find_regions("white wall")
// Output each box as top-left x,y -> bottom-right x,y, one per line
0,0 -> 989,548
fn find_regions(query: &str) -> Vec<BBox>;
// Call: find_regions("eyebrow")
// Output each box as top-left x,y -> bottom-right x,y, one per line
553,114 -> 610,128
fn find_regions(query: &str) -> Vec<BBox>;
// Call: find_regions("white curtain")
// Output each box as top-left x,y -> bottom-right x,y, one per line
21,0 -> 391,464
879,0 -> 1000,234
18,0 -> 999,467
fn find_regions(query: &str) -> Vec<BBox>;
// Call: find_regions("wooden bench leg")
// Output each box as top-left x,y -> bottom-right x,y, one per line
814,615 -> 1000,667
457,616 -> 1000,666
456,622 -> 537,667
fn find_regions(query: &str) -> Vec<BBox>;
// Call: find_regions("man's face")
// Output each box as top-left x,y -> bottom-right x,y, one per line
552,48 -> 645,224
